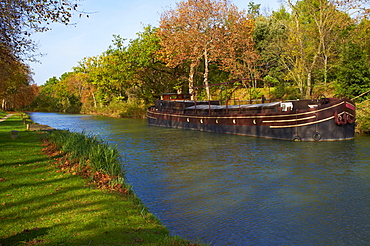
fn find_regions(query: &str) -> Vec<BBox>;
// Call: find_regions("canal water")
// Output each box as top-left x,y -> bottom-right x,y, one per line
29,112 -> 370,245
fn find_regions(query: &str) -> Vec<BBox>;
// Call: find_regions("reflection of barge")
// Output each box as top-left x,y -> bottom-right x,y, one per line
147,93 -> 356,141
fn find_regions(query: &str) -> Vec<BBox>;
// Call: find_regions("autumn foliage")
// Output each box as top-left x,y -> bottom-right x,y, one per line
0,0 -> 83,110
22,0 -> 370,118
157,0 -> 259,99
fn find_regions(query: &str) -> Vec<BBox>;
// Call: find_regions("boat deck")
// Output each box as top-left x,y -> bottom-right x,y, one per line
185,102 -> 281,110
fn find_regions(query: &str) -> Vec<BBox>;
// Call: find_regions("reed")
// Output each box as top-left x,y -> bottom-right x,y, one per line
46,130 -> 128,191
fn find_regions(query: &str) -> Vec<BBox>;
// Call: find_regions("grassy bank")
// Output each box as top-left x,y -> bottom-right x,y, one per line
0,113 -> 200,246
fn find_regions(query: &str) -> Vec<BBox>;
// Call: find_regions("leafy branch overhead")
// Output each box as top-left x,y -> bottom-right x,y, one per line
0,0 -> 86,60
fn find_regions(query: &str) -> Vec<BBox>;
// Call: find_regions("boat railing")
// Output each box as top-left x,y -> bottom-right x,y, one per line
222,98 -> 273,114
185,98 -> 280,115
153,96 -> 280,115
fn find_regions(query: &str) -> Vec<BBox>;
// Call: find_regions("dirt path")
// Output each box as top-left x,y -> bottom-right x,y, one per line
0,114 -> 13,122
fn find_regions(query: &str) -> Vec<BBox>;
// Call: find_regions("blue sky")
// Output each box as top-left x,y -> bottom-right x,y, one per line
30,0 -> 282,85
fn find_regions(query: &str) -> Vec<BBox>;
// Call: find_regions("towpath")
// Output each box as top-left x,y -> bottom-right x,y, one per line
0,114 -> 13,122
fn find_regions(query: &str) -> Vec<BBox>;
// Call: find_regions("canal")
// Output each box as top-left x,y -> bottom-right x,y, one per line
29,112 -> 370,245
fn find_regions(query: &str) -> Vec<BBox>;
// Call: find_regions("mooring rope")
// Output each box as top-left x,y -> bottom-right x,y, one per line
351,89 -> 370,101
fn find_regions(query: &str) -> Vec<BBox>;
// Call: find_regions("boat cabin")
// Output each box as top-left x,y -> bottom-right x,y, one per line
161,93 -> 191,101
152,93 -> 335,116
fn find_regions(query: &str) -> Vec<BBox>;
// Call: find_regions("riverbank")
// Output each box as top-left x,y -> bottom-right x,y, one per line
0,113 -> 201,245
355,100 -> 370,134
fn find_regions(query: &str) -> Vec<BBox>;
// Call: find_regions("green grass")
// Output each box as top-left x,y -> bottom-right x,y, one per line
0,113 -> 201,246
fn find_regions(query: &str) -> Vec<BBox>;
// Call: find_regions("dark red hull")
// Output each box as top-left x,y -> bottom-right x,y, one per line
147,98 -> 356,141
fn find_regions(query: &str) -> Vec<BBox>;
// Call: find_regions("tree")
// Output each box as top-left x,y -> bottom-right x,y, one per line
127,26 -> 184,103
281,0 -> 352,98
253,7 -> 294,97
335,42 -> 370,99
333,0 -> 370,19
0,55 -> 34,110
247,1 -> 261,19
334,19 -> 370,100
157,0 -> 257,100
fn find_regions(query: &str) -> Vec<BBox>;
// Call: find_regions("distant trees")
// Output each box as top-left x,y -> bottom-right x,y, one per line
0,53 -> 33,110
281,0 -> 353,98
253,0 -> 370,100
72,29 -> 180,115
126,27 -> 184,103
28,73 -> 82,113
29,0 -> 370,116
32,26 -> 182,115
334,19 -> 370,98
0,60 -> 37,110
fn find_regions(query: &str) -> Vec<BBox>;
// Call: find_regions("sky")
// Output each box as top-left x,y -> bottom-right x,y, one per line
29,0 -> 282,86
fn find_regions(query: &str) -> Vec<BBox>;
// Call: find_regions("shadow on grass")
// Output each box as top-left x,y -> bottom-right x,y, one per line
0,119 -> 27,132
0,227 -> 50,245
63,226 -> 173,246
0,157 -> 52,168
0,132 -> 45,150
0,117 -> 202,246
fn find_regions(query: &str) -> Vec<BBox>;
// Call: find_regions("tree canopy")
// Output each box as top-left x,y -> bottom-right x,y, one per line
157,0 -> 258,99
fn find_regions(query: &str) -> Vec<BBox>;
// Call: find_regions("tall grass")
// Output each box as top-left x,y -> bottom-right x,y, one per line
47,130 -> 128,190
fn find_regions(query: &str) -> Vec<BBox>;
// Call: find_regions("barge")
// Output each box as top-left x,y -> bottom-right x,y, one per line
147,93 -> 356,141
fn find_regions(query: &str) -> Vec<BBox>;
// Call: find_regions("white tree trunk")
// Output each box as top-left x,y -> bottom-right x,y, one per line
204,48 -> 211,100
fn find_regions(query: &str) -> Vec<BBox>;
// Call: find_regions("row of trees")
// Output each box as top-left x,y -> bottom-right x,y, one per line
31,0 -> 370,115
257,0 -> 370,99
0,0 -> 83,110
29,29 -> 178,116
26,0 -> 370,118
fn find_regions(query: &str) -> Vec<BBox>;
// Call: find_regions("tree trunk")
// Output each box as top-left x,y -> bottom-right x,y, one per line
189,63 -> 196,100
306,71 -> 312,98
91,91 -> 97,108
204,48 -> 211,100
2,99 -> 6,111
323,54 -> 328,85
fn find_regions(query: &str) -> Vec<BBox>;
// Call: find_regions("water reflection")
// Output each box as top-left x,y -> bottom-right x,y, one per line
29,112 -> 370,245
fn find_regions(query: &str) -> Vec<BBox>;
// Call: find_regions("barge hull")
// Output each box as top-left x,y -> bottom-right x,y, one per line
147,114 -> 355,141
147,97 -> 356,141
